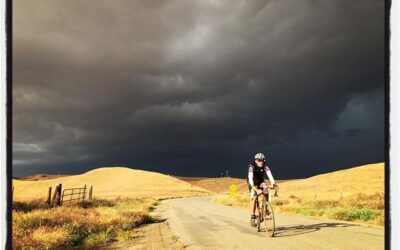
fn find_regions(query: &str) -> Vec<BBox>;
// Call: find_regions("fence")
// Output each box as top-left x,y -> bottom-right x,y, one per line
46,183 -> 93,206
62,185 -> 87,205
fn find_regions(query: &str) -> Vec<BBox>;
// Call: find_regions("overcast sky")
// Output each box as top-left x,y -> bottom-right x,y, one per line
13,0 -> 385,178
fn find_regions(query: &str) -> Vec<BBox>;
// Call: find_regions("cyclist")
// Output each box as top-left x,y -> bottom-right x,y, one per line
247,153 -> 278,227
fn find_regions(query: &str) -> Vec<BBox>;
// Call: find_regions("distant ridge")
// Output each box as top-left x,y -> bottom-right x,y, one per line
14,174 -> 70,181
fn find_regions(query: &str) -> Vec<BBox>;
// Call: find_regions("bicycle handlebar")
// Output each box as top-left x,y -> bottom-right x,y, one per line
254,186 -> 279,197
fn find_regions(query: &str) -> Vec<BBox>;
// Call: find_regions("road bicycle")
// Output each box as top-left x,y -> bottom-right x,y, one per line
254,186 -> 278,237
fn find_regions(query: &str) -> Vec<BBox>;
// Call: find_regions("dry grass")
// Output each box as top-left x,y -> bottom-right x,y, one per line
12,198 -> 158,249
13,167 -> 210,201
213,162 -> 385,226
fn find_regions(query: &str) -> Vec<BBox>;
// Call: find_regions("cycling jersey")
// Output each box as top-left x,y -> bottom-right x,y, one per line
247,162 -> 275,190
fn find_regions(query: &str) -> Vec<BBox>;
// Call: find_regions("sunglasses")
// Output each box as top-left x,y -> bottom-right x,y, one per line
255,159 -> 265,162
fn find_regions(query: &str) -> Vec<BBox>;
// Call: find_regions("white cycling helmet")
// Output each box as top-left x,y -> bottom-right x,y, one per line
254,153 -> 265,160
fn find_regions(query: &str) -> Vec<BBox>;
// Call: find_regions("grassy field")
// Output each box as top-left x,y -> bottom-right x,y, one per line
213,163 -> 385,226
12,198 -> 158,249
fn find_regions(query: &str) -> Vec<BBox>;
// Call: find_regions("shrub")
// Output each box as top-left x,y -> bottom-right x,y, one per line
332,209 -> 381,221
273,199 -> 289,206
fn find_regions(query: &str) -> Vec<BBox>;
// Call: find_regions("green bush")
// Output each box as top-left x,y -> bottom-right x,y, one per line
332,209 -> 381,221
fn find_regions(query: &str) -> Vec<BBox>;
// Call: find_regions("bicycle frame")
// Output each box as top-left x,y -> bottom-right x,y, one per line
253,186 -> 278,236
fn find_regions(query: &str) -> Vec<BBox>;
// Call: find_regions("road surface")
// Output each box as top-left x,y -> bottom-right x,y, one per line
163,196 -> 384,250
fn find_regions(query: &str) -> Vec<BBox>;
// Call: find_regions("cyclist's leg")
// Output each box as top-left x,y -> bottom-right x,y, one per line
249,188 -> 257,226
259,182 -> 273,218
251,190 -> 257,213
260,182 -> 269,200
258,182 -> 269,222
248,183 -> 257,214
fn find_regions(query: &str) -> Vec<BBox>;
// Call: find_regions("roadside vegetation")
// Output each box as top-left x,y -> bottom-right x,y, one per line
213,163 -> 384,226
12,198 -> 158,249
213,192 -> 384,226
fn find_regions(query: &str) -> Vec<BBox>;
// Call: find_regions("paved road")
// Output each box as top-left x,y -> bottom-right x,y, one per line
163,196 -> 384,250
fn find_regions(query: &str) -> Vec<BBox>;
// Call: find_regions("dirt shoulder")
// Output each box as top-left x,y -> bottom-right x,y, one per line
99,199 -> 185,250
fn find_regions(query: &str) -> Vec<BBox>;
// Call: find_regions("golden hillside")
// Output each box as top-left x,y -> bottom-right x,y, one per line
13,167 -> 210,201
278,162 -> 384,200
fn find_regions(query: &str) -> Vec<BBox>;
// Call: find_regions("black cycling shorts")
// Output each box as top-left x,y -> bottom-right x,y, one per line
247,181 -> 264,192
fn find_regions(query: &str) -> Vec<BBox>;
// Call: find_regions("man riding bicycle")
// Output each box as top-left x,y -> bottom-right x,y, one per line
247,153 -> 278,227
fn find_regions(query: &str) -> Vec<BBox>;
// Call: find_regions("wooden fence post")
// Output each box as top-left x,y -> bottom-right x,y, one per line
51,184 -> 59,206
82,184 -> 87,202
57,183 -> 62,206
89,185 -> 93,200
52,184 -> 62,206
47,187 -> 52,205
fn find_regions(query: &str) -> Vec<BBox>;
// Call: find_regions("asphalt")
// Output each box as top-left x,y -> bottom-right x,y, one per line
163,196 -> 384,250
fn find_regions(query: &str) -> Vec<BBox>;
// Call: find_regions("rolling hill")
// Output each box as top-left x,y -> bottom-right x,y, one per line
13,163 -> 384,202
278,162 -> 384,200
12,167 -> 210,201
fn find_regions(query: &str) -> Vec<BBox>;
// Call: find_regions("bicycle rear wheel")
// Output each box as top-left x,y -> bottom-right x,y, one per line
263,201 -> 275,237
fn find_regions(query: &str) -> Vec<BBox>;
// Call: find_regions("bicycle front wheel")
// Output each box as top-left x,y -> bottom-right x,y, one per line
263,201 -> 275,237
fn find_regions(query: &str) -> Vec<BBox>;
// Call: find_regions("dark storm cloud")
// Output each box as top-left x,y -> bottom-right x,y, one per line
13,0 -> 384,178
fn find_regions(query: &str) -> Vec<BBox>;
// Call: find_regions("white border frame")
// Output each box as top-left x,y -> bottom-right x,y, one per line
390,0 -> 399,249
1,0 -> 7,248
0,0 -> 398,249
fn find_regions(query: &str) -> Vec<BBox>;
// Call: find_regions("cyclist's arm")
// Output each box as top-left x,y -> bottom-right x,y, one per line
265,166 -> 275,185
248,165 -> 254,187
